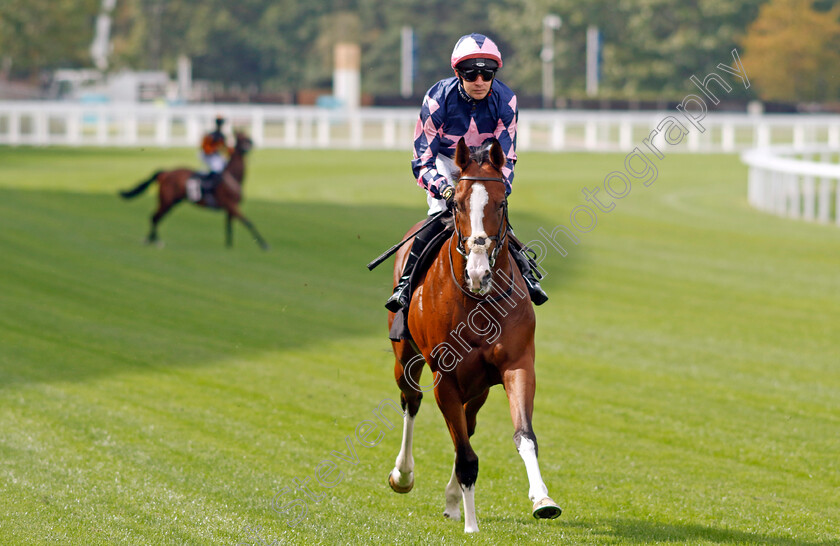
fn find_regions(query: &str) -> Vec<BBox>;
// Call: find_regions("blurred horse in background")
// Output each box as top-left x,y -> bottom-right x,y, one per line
119,131 -> 268,249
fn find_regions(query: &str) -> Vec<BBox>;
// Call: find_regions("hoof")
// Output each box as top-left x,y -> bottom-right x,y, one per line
532,497 -> 562,519
443,508 -> 460,521
388,471 -> 413,494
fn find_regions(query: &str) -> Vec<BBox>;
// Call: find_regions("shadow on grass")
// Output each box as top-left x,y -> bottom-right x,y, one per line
0,188 -> 585,387
563,518 -> 832,545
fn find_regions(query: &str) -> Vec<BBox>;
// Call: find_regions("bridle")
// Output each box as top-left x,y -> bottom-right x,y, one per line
452,175 -> 509,267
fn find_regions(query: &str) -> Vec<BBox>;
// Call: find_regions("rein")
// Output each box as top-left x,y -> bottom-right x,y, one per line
453,176 -> 509,267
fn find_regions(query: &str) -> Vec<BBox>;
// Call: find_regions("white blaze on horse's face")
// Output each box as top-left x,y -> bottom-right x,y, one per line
465,183 -> 493,294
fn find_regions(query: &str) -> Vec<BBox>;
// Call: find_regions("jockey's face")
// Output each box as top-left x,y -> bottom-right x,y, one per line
457,70 -> 493,100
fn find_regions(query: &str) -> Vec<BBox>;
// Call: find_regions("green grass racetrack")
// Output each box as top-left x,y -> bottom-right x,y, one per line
0,146 -> 838,545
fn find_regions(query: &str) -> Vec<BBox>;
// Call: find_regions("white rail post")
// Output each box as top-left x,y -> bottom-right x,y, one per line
552,118 -> 566,151
818,178 -> 831,223
774,170 -> 786,216
124,112 -> 138,145
836,179 -> 840,226
722,123 -> 735,152
788,173 -> 801,218
317,111 -> 329,148
250,108 -> 264,147
802,175 -> 815,220
350,112 -> 363,149
35,110 -> 49,145
155,110 -> 170,146
828,125 -> 840,148
793,124 -> 806,149
185,115 -> 200,147
97,108 -> 108,145
9,110 -> 20,145
519,118 -> 531,149
584,121 -> 597,150
756,124 -> 770,148
284,110 -> 297,147
618,119 -> 632,151
67,109 -> 81,146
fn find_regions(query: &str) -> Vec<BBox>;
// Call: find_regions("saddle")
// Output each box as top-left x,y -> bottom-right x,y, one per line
389,222 -> 453,342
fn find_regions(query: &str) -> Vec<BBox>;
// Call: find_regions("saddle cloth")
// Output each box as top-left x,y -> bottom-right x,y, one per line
186,174 -> 220,208
388,225 -> 453,342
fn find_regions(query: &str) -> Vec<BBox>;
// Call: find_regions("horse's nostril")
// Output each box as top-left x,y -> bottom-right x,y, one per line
474,237 -> 486,246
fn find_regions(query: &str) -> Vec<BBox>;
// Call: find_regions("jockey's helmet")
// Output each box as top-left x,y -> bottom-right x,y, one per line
451,33 -> 503,70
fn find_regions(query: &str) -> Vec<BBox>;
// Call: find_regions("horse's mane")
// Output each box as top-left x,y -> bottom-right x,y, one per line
450,140 -> 497,183
469,140 -> 495,165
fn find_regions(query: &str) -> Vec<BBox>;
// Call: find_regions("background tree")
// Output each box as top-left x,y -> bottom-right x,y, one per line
354,0 -> 507,96
492,0 -> 764,98
9,0 -> 840,103
741,0 -> 840,101
0,0 -> 99,80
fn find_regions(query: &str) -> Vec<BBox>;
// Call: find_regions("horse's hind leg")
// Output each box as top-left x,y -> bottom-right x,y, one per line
147,198 -> 180,245
502,364 -> 561,520
443,389 -> 489,521
388,341 -> 424,493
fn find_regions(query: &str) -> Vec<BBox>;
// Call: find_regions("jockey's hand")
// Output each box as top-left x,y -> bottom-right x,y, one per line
441,185 -> 455,204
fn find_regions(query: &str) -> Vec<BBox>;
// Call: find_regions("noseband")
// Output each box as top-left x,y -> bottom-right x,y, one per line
453,176 -> 509,267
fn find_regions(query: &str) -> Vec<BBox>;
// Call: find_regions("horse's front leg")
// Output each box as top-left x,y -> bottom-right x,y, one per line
502,364 -> 562,519
444,389 -> 489,521
435,376 -> 479,533
226,204 -> 268,250
388,343 -> 423,493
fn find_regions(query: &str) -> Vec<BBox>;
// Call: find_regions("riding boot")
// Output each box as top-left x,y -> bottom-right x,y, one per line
385,215 -> 447,312
509,236 -> 549,306
203,171 -> 221,192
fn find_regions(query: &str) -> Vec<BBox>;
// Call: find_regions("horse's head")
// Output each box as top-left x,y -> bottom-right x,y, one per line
234,131 -> 253,154
452,137 -> 509,295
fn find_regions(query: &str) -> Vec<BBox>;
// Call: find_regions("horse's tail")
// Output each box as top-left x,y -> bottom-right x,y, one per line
119,170 -> 162,199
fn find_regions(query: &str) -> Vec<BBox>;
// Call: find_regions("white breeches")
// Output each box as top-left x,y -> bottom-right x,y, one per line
200,153 -> 226,173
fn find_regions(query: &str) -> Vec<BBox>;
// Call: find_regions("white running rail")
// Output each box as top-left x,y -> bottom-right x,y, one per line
1,101 -> 840,154
741,146 -> 840,226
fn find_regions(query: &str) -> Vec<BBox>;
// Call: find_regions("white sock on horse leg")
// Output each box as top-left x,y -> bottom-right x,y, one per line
443,462 -> 461,520
390,414 -> 415,486
461,484 -> 479,533
517,437 -> 550,502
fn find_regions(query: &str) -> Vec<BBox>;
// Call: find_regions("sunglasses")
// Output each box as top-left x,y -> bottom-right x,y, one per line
458,68 -> 497,82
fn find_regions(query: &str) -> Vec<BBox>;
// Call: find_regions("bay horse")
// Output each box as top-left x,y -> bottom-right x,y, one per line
119,131 -> 268,249
387,138 -> 561,532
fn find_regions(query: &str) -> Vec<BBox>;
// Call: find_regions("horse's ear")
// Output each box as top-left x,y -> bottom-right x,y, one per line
455,138 -> 471,170
488,138 -> 506,171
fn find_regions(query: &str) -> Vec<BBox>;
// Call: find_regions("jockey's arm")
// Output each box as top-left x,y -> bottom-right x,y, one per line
411,96 -> 451,199
496,95 -> 519,195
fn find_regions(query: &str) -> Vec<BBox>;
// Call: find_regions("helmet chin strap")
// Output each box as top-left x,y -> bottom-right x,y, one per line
456,77 -> 475,103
